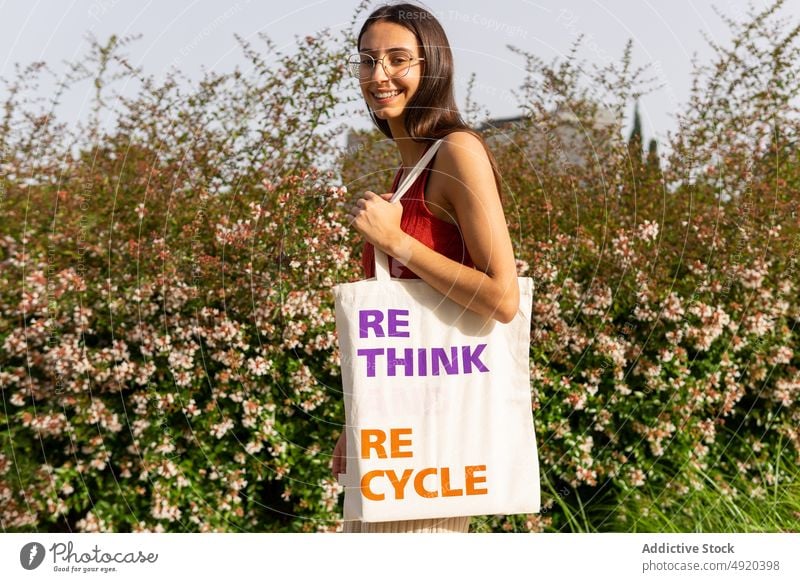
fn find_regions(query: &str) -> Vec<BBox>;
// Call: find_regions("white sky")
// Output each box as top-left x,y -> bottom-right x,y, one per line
1,0 -> 796,148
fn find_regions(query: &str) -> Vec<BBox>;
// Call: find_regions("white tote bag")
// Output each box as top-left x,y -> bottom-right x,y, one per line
334,139 -> 540,522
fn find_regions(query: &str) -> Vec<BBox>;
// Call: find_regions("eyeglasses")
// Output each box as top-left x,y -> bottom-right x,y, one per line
347,51 -> 425,79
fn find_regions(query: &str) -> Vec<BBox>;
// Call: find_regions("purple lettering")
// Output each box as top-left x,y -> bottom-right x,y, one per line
359,310 -> 384,338
357,348 -> 384,377
462,344 -> 489,373
387,309 -> 410,338
387,347 -> 414,376
417,347 -> 427,376
355,344 -> 489,378
431,347 -> 459,375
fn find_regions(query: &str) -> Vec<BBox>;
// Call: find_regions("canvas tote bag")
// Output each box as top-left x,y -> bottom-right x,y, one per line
334,139 -> 540,522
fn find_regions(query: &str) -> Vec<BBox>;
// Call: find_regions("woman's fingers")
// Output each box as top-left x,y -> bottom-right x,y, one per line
339,191 -> 390,222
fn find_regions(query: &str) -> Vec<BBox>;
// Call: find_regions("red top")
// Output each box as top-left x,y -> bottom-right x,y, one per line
362,142 -> 474,279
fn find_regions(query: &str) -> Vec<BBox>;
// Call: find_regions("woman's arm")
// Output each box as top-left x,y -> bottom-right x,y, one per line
346,132 -> 520,323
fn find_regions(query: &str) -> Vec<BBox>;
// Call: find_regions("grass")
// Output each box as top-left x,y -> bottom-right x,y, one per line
628,436 -> 799,533
547,431 -> 800,533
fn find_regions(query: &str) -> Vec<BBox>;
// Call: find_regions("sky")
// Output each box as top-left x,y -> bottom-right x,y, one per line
1,0 -> 797,148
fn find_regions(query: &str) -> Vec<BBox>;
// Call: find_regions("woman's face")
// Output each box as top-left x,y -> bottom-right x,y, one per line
358,21 -> 423,121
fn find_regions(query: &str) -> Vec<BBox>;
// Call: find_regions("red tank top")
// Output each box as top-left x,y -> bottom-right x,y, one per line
362,142 -> 474,279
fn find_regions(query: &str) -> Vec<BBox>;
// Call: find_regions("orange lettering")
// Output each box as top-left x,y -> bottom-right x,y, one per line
361,470 -> 385,500
413,467 -> 438,498
440,467 -> 463,497
361,429 -> 387,459
385,468 -> 414,500
465,465 -> 488,495
390,428 -> 413,458
359,464 -> 486,501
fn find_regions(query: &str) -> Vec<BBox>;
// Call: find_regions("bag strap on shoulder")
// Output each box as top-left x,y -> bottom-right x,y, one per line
389,139 -> 444,203
375,139 -> 444,281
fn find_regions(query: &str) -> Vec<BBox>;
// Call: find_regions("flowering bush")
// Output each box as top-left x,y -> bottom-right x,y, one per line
2,1 -> 798,533
482,0 -> 800,531
0,25 -> 364,532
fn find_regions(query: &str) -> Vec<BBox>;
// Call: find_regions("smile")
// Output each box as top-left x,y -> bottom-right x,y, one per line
372,89 -> 402,104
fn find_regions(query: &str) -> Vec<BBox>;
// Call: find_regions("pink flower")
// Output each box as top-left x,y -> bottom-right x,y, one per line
628,468 -> 646,487
636,220 -> 659,243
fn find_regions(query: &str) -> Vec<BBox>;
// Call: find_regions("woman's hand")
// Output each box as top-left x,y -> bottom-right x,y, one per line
342,191 -> 406,255
332,431 -> 347,477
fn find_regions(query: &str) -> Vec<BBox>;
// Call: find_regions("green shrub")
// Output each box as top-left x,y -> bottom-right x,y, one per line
1,0 -> 797,532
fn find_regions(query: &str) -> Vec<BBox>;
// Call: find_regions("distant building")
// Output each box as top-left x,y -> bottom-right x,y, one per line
477,106 -> 619,169
343,105 -> 620,179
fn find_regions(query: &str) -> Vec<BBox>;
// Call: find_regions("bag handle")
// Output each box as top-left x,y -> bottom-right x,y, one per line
375,139 -> 444,281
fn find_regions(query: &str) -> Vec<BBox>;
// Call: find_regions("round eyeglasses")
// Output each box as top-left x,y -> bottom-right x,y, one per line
347,51 -> 425,79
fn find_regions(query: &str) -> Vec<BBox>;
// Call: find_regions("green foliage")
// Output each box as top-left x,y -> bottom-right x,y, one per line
1,0 -> 798,533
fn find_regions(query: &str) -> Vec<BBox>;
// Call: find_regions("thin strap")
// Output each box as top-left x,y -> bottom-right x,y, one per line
375,139 -> 444,281
389,140 -> 444,203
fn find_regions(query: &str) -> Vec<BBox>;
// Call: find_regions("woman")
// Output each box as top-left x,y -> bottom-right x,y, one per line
333,3 -> 520,533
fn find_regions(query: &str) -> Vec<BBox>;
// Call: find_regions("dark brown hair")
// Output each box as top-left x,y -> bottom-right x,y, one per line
357,2 -> 503,197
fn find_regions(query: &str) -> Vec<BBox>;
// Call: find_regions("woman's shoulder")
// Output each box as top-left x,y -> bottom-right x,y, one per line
434,130 -> 492,179
438,130 -> 485,158
425,130 -> 499,215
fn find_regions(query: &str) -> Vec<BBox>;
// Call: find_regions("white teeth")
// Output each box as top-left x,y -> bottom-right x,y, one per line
374,90 -> 400,99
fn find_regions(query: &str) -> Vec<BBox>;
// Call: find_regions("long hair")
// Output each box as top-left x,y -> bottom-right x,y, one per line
357,2 -> 503,198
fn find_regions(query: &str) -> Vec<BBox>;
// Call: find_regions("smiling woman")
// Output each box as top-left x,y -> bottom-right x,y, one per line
331,2 -> 527,534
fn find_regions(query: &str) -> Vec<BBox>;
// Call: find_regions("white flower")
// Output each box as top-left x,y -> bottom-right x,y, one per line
628,468 -> 646,487
247,356 -> 272,376
636,220 -> 659,243
210,418 -> 234,439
